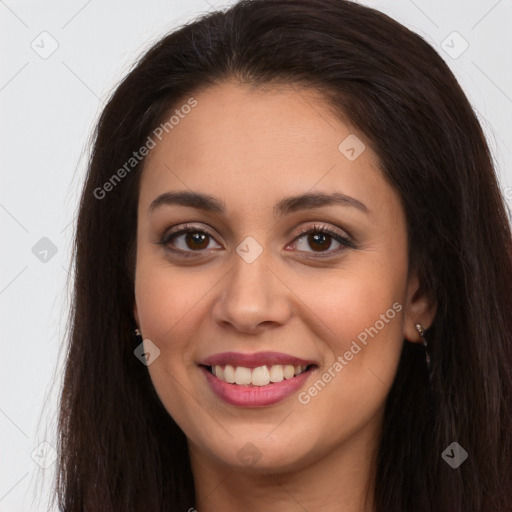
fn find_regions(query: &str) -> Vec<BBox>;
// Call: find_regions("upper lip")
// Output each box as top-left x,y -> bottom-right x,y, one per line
200,351 -> 318,368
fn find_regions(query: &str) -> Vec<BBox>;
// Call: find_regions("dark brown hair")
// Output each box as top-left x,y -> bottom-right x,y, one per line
56,0 -> 512,510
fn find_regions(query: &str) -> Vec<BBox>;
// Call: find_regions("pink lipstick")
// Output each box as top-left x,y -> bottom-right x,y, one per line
199,351 -> 318,407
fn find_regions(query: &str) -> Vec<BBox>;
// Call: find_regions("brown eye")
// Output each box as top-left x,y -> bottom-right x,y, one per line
305,232 -> 333,252
183,231 -> 209,250
161,225 -> 222,254
291,224 -> 354,256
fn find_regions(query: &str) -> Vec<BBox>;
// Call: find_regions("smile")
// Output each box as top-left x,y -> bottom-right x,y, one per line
199,351 -> 318,407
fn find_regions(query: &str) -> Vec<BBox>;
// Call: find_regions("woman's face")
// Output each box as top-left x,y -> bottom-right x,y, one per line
133,82 -> 432,473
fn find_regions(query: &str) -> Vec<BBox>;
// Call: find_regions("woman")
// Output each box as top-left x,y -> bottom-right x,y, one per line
56,0 -> 512,510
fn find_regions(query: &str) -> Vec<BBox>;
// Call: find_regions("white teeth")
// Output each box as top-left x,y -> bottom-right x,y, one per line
252,366 -> 270,386
223,365 -> 236,383
214,365 -> 224,380
283,364 -> 295,379
269,365 -> 284,383
234,366 -> 252,385
210,363 -> 311,386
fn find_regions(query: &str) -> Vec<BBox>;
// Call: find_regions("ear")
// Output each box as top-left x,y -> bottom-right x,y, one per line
403,272 -> 437,344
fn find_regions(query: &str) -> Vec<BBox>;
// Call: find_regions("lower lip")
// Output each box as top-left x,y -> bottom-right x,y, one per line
200,366 -> 316,407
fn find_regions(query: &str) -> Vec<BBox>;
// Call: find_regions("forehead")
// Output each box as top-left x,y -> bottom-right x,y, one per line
138,81 -> 399,221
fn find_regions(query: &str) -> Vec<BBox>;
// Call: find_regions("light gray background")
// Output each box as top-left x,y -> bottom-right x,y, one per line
1,1 -> 511,510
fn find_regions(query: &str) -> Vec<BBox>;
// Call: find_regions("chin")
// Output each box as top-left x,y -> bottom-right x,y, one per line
192,425 -> 320,473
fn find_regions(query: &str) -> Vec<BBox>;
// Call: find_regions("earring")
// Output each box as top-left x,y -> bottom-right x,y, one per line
134,328 -> 142,341
415,323 -> 431,370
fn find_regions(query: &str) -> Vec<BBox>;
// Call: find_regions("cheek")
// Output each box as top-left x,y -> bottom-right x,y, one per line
292,274 -> 405,444
292,251 -> 406,397
133,252 -> 219,392
292,255 -> 405,348
133,260 -> 212,432
134,247 -> 216,339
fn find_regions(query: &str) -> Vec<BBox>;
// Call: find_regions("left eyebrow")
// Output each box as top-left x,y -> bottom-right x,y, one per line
274,191 -> 370,217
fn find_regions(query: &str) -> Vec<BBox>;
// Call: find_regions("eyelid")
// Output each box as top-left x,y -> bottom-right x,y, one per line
163,223 -> 218,241
293,223 -> 353,244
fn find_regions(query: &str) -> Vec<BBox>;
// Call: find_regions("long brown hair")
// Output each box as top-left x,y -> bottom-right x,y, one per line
56,0 -> 512,510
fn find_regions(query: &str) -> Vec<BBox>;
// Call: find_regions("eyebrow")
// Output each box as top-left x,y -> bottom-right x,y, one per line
148,190 -> 370,216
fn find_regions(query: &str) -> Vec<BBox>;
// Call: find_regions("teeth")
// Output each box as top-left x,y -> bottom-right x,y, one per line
210,364 -> 310,386
269,365 -> 284,382
214,365 -> 224,380
252,366 -> 270,386
223,365 -> 236,383
283,364 -> 295,379
234,366 -> 252,385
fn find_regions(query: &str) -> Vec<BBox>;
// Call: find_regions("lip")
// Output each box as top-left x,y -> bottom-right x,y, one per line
198,351 -> 318,407
200,366 -> 317,407
200,351 -> 317,368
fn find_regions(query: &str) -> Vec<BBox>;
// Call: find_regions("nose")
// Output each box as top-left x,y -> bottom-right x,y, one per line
211,249 -> 292,334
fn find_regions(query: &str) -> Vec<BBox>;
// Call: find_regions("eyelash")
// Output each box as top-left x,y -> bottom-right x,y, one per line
158,223 -> 355,258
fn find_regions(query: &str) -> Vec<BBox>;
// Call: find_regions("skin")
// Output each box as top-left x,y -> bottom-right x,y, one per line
133,81 -> 436,512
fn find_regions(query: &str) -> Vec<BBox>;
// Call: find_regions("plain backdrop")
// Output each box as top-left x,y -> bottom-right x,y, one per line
1,1 -> 511,510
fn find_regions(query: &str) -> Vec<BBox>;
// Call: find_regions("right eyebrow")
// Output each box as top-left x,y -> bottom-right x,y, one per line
148,191 -> 225,215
